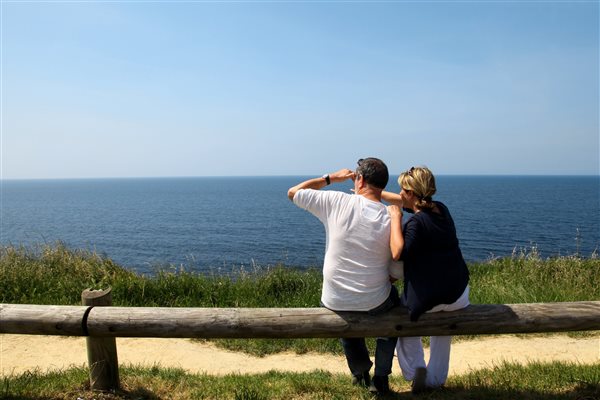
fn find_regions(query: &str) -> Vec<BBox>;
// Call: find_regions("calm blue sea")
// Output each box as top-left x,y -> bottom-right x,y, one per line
1,176 -> 598,275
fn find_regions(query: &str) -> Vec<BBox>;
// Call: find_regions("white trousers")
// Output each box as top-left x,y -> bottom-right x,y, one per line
396,286 -> 470,387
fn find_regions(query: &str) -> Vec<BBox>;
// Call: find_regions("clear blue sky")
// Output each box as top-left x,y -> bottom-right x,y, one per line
2,1 -> 598,179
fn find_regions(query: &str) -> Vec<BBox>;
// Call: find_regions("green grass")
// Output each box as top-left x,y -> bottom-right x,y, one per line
468,249 -> 600,304
1,242 -> 599,355
0,243 -> 323,307
1,362 -> 598,399
3,242 -> 598,307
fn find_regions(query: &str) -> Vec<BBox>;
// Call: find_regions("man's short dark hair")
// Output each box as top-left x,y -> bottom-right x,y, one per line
356,157 -> 389,189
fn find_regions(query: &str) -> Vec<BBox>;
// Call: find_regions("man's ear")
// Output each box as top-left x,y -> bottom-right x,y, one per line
356,174 -> 366,189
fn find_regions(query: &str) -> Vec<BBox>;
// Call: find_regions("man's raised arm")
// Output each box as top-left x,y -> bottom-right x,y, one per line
287,169 -> 355,201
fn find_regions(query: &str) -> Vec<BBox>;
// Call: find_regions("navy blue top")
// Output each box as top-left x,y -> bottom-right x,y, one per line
401,201 -> 470,321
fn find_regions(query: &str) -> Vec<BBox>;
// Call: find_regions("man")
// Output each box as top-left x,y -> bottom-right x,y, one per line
287,157 -> 399,394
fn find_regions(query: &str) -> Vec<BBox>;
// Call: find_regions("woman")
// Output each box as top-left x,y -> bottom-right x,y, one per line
383,166 -> 470,394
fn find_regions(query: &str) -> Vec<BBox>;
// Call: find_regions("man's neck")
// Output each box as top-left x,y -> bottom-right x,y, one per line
357,187 -> 382,203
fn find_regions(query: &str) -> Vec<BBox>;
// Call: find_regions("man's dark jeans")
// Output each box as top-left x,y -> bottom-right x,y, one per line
339,285 -> 400,377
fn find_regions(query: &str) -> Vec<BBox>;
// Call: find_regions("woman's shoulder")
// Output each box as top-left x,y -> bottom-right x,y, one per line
416,201 -> 452,224
434,200 -> 448,209
433,201 -> 457,227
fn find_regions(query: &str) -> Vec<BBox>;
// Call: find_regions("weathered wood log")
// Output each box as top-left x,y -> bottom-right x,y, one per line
2,301 -> 599,338
86,301 -> 600,338
82,288 -> 120,391
0,304 -> 87,336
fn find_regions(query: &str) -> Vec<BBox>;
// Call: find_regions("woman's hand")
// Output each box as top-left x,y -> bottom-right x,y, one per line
387,205 -> 403,219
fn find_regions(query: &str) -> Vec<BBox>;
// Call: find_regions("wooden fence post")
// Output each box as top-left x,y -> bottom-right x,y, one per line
82,288 -> 120,391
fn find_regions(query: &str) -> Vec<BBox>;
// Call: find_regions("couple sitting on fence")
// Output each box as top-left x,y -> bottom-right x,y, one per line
287,158 -> 470,395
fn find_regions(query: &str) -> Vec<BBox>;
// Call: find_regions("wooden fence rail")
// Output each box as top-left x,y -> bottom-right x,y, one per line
2,296 -> 599,391
2,301 -> 600,339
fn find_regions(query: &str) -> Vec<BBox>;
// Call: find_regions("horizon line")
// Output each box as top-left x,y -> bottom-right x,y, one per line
1,173 -> 599,181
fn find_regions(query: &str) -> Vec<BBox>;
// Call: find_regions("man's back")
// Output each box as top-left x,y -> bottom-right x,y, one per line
293,189 -> 392,311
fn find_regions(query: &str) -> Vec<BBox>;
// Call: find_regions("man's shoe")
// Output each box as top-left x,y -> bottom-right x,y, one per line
351,371 -> 371,388
369,375 -> 390,394
411,367 -> 427,394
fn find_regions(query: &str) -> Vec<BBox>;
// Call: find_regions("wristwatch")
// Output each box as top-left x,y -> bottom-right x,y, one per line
322,174 -> 331,185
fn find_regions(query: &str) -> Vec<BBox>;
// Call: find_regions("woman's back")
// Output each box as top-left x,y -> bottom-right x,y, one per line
402,201 -> 469,321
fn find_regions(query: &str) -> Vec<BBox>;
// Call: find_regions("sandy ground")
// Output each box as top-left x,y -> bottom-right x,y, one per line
1,334 -> 598,377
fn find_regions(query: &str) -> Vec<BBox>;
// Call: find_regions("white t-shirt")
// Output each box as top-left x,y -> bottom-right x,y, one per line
294,189 -> 392,311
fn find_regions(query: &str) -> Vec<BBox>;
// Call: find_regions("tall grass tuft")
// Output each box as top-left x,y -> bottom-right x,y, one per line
0,243 -> 136,305
469,248 -> 600,304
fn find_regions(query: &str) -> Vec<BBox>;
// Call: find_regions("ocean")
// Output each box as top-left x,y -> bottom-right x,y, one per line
1,176 -> 598,275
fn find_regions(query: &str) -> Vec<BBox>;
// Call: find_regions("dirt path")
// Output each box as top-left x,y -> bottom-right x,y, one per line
1,334 -> 598,377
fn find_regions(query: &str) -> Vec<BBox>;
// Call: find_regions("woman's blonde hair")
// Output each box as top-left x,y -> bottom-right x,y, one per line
398,166 -> 436,210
